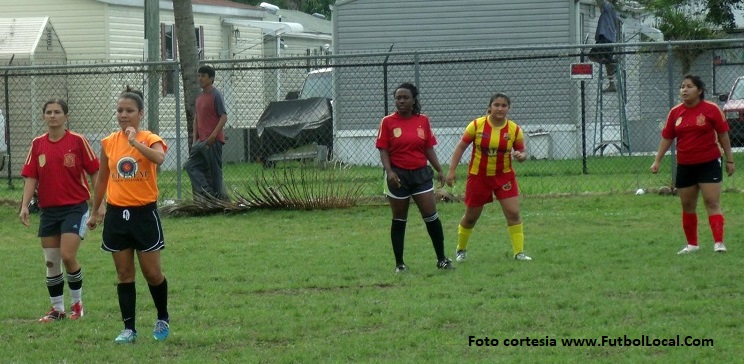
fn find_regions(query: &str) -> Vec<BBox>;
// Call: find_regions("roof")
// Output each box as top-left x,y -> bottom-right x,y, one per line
95,0 -> 264,18
263,9 -> 331,35
0,17 -> 58,55
192,0 -> 260,10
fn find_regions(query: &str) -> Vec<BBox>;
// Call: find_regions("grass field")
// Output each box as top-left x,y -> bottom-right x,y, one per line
3,152 -> 743,203
1,192 -> 743,363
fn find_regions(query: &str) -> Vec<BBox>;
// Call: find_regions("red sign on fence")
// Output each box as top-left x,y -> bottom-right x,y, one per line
570,63 -> 593,80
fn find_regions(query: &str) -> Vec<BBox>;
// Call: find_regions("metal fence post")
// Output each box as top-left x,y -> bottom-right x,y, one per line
667,43 -> 677,185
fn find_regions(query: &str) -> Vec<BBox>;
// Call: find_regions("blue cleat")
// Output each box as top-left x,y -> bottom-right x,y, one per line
153,319 -> 170,341
114,329 -> 137,344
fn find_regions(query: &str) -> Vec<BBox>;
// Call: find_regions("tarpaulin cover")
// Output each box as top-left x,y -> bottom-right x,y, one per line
256,97 -> 333,157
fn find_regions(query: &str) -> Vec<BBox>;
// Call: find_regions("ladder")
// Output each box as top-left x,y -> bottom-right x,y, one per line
593,56 -> 630,156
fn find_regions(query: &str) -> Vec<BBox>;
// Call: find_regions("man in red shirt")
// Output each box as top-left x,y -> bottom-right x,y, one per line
185,65 -> 228,200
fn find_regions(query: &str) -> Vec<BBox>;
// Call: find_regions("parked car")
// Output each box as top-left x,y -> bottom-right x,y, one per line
719,76 -> 744,146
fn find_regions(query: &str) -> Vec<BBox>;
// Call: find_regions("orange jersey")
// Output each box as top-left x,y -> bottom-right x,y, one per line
462,116 -> 524,177
101,130 -> 167,207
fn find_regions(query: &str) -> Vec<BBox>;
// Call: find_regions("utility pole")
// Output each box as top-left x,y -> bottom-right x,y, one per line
144,0 -> 160,134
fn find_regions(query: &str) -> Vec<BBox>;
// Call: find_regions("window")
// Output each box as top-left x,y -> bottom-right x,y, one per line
160,24 -> 205,95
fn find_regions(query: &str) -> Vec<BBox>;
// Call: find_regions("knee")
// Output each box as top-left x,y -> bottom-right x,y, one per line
43,248 -> 62,276
60,253 -> 78,269
461,216 -> 478,227
142,270 -> 164,285
116,266 -> 137,283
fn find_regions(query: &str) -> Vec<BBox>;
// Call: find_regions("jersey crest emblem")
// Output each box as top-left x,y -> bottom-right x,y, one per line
696,114 -> 706,126
675,117 -> 682,126
38,154 -> 46,167
64,153 -> 76,167
502,181 -> 512,191
393,128 -> 402,138
417,127 -> 425,139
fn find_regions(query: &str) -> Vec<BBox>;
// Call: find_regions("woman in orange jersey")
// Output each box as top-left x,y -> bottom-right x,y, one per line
87,87 -> 170,344
19,99 -> 100,322
445,92 -> 531,262
650,74 -> 734,255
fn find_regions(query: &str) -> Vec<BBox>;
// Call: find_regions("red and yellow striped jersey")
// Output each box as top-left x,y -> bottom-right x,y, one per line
462,116 -> 524,177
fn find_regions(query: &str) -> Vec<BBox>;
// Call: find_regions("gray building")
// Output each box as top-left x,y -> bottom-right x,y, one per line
329,0 -> 671,165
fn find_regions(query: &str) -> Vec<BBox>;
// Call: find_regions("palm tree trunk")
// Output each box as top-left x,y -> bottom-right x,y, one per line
173,0 -> 200,151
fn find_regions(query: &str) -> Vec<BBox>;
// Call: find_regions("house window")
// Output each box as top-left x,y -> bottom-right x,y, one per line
160,24 -> 205,95
195,26 -> 205,60
161,23 -> 177,95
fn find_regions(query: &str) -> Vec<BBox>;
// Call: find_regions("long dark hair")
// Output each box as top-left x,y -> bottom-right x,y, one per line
119,85 -> 145,110
683,74 -> 706,100
394,82 -> 421,115
42,99 -> 69,114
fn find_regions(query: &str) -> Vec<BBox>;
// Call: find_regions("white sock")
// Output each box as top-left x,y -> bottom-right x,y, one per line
51,296 -> 65,312
70,288 -> 82,304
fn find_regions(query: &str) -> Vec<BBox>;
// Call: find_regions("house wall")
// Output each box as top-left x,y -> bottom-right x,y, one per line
332,0 -> 580,164
3,0 -> 108,60
333,0 -> 573,52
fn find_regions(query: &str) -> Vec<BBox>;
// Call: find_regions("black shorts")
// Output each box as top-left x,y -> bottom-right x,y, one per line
384,166 -> 434,199
675,159 -> 723,188
101,202 -> 165,252
588,36 -> 616,65
38,202 -> 89,238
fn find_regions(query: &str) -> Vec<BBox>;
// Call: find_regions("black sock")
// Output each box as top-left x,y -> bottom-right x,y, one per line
67,268 -> 82,291
117,282 -> 136,331
148,278 -> 169,322
424,213 -> 446,261
391,219 -> 407,266
46,274 -> 64,298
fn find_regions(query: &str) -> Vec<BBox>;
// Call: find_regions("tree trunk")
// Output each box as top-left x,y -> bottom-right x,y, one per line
173,0 -> 200,151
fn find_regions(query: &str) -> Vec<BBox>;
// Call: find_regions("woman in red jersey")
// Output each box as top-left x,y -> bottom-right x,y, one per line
376,82 -> 454,273
446,93 -> 531,262
19,99 -> 100,322
87,87 -> 170,344
651,74 -> 735,255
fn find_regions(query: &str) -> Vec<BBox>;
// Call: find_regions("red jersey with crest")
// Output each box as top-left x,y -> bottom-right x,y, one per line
21,130 -> 100,208
462,116 -> 524,178
375,112 -> 437,170
661,100 -> 728,165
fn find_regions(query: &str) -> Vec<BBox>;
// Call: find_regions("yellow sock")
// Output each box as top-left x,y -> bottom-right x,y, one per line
508,223 -> 524,256
456,224 -> 473,251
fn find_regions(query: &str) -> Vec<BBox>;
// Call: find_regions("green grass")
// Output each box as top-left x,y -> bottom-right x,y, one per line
1,193 -> 743,363
2,152 -> 743,203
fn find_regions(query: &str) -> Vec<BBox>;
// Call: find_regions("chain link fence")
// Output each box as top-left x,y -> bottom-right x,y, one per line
3,39 -> 743,202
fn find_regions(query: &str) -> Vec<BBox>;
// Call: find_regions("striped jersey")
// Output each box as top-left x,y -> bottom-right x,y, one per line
21,130 -> 99,208
462,116 -> 524,177
101,130 -> 167,207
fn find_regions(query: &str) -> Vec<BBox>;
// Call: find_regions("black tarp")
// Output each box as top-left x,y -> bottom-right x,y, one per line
256,97 -> 333,160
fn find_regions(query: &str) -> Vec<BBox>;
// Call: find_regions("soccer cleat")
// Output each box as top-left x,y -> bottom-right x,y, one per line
455,249 -> 467,262
69,302 -> 84,320
114,329 -> 137,344
394,264 -> 408,273
714,243 -> 727,253
677,244 -> 700,255
38,307 -> 66,322
437,258 -> 455,270
514,252 -> 532,261
153,319 -> 170,341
